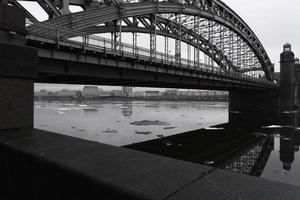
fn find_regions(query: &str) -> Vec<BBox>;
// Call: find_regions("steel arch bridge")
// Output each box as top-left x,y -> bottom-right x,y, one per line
8,0 -> 276,86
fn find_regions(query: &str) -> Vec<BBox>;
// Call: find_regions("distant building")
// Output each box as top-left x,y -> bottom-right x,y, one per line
111,90 -> 122,97
177,90 -> 228,97
34,90 -> 49,97
163,89 -> 178,97
82,86 -> 100,98
99,91 -> 111,97
122,86 -> 133,97
56,89 -> 81,98
144,91 -> 161,97
134,91 -> 145,97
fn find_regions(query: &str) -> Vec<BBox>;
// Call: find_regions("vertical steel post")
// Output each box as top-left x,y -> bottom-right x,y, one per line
111,32 -> 114,50
165,36 -> 168,61
150,14 -> 157,61
187,44 -> 191,65
113,20 -> 117,52
175,13 -> 181,64
194,15 -> 200,68
133,32 -> 137,55
118,17 -> 122,51
209,20 -> 213,67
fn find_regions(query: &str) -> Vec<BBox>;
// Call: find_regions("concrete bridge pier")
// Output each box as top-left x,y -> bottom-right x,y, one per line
229,90 -> 279,126
0,5 -> 37,129
280,43 -> 296,111
294,58 -> 300,107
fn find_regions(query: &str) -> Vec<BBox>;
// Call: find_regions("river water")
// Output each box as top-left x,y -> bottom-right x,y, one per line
34,100 -> 300,187
34,100 -> 228,146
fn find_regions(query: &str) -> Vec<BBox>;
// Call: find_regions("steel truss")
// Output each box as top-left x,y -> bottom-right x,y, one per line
17,0 -> 274,80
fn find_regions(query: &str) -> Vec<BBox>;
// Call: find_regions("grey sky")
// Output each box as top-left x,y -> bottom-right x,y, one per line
32,0 -> 299,91
222,0 -> 300,71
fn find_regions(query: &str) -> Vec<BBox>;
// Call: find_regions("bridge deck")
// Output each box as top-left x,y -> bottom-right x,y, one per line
26,34 -> 279,91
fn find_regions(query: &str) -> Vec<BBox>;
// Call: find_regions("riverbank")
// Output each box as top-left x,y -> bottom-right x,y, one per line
34,96 -> 228,102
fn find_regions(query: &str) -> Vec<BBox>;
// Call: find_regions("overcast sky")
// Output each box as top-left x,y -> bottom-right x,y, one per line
33,0 -> 300,91
222,0 -> 300,70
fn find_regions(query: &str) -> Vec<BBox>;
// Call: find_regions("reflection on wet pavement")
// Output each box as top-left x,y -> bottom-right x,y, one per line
126,112 -> 300,187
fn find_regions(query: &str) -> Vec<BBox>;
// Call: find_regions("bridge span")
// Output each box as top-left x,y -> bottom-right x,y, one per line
1,1 -> 297,199
26,21 -> 278,91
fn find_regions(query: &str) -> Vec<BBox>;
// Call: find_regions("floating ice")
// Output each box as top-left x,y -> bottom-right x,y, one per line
204,127 -> 225,130
204,160 -> 215,165
253,132 -> 268,136
165,142 -> 173,146
57,108 -> 72,111
262,125 -> 283,129
282,111 -> 297,114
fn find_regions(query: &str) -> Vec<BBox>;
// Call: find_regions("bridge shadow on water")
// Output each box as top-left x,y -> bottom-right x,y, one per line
125,112 -> 300,185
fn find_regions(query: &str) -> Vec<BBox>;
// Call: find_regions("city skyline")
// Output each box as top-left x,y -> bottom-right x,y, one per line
34,84 -> 220,92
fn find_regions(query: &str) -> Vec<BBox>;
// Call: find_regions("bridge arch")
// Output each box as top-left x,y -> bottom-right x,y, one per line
80,16 -> 236,71
24,0 -> 274,80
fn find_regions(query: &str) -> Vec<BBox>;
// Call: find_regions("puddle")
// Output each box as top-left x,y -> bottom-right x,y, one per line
262,125 -> 283,129
282,137 -> 292,141
273,170 -> 288,175
204,160 -> 215,165
282,111 -> 297,114
253,132 -> 269,137
165,142 -> 172,146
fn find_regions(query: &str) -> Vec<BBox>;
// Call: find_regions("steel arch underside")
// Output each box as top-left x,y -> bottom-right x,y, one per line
38,2 -> 273,80
81,18 -> 235,72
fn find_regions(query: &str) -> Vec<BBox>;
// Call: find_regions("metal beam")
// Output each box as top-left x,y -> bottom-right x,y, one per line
40,2 -> 273,80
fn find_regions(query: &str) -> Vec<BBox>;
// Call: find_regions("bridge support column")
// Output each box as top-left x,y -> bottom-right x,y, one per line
0,5 -> 37,130
229,90 -> 279,126
294,58 -> 300,107
280,43 -> 296,111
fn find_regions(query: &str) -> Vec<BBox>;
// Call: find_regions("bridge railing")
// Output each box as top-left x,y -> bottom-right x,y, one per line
25,19 -> 275,86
